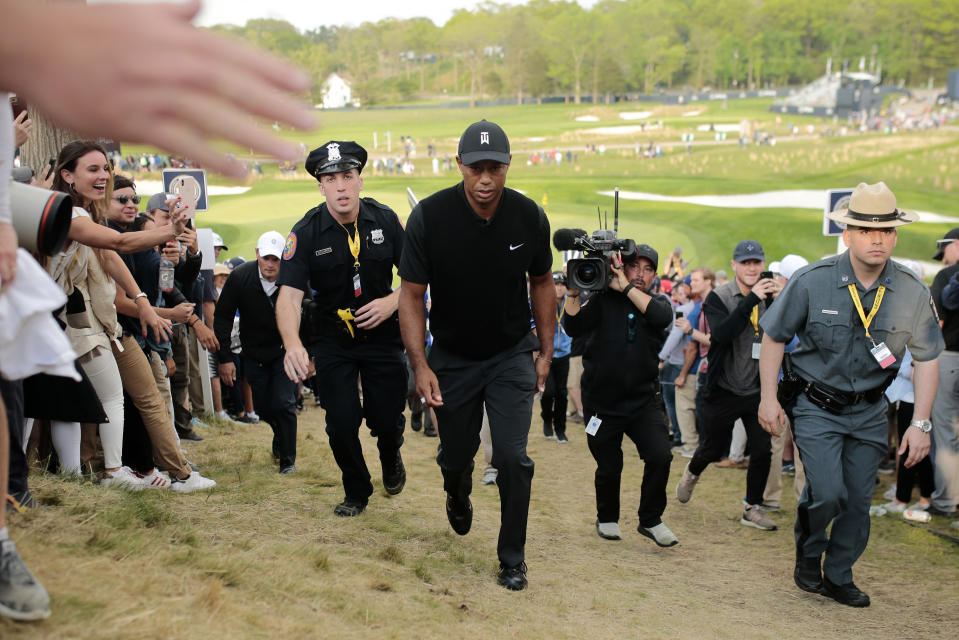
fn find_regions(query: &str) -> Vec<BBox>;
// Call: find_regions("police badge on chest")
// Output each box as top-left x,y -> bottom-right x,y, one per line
371,229 -> 384,245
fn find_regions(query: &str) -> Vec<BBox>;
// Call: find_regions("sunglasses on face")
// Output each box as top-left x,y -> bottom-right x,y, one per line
113,194 -> 141,205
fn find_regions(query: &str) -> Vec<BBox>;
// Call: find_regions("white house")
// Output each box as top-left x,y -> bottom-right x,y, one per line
319,73 -> 358,109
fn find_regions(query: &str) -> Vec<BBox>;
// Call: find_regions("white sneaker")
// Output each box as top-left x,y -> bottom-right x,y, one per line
134,469 -> 171,490
596,521 -> 622,540
101,466 -> 145,491
481,469 -> 498,485
639,522 -> 679,547
676,462 -> 699,503
882,484 -> 897,501
247,412 -> 260,422
216,410 -> 239,424
170,471 -> 216,493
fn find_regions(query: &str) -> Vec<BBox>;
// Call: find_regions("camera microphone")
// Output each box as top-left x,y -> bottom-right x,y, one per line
552,228 -> 588,251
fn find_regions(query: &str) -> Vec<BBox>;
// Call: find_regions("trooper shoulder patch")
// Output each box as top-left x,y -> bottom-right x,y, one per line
283,232 -> 297,260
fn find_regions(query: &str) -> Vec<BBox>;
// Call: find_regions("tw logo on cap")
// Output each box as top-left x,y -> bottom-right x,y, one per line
480,132 -> 489,144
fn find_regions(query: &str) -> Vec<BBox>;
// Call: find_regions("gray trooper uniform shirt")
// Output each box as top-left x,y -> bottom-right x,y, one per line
760,251 -> 943,388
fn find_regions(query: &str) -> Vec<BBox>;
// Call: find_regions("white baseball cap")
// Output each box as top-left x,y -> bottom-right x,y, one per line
779,254 -> 809,280
256,231 -> 285,259
211,231 -> 228,250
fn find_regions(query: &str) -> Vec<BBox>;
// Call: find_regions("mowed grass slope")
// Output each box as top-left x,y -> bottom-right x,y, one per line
6,406 -> 958,639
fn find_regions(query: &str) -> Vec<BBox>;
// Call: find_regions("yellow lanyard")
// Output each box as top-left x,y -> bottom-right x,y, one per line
338,221 -> 360,267
847,284 -> 885,342
740,286 -> 760,336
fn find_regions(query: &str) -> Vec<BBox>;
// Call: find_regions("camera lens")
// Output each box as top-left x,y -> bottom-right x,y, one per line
576,262 -> 599,287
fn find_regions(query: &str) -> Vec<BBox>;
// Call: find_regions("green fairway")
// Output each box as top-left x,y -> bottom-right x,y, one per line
144,99 -> 957,271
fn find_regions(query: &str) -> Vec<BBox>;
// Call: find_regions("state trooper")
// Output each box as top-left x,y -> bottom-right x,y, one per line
758,182 -> 943,608
276,140 -> 408,517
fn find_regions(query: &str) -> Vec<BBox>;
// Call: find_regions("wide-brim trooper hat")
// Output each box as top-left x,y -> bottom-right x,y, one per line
825,182 -> 918,228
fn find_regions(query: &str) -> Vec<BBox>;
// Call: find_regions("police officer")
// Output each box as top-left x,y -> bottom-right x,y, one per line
758,182 -> 943,607
276,140 -> 407,517
563,245 -> 678,547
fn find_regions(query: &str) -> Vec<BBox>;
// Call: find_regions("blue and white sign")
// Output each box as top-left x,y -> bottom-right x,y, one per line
162,168 -> 208,212
823,188 -> 853,236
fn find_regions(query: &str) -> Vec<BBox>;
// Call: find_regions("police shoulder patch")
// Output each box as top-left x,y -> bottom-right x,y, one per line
283,232 -> 297,260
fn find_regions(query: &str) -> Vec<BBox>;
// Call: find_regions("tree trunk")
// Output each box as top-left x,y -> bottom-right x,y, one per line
21,107 -> 80,177
591,56 -> 599,105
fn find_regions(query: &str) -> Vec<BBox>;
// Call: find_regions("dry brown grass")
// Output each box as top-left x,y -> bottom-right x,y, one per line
3,404 -> 958,639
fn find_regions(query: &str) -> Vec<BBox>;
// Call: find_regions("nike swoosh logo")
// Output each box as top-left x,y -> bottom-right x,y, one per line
509,243 -> 525,251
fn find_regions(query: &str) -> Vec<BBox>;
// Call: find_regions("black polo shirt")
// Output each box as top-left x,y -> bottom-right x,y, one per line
931,264 -> 959,351
278,197 -> 404,342
398,182 -> 551,360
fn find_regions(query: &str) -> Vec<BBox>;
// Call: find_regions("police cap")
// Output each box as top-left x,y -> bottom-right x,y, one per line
306,141 -> 367,179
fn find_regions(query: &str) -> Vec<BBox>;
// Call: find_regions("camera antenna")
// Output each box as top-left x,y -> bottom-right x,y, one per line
604,209 -> 608,230
596,206 -> 602,229
614,186 -> 619,235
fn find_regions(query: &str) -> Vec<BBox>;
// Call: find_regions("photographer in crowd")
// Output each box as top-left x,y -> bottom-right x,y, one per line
676,240 -> 780,532
563,245 -> 678,546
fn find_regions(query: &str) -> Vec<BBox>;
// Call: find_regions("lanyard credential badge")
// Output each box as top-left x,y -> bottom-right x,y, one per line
847,284 -> 896,369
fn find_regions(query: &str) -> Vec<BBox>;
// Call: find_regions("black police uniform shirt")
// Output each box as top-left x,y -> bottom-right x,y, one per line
278,197 -> 405,343
398,182 -> 551,361
563,289 -> 673,419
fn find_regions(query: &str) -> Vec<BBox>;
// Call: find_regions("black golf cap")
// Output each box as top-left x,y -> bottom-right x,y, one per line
458,120 -> 510,165
624,244 -> 659,272
306,141 -> 367,178
933,227 -> 959,261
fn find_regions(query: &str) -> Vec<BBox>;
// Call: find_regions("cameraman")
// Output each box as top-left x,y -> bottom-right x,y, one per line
563,245 -> 678,546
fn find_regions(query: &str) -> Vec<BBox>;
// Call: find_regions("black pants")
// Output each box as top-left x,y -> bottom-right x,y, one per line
1,378 -> 28,495
894,401 -> 934,502
430,333 -> 538,568
585,393 -> 672,527
243,354 -> 298,468
311,337 -> 407,503
540,354 -> 570,436
690,388 -> 771,506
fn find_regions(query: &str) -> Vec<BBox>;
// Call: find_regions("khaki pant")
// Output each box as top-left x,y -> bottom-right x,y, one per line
113,335 -> 191,478
172,324 -> 205,430
148,350 -> 175,427
675,373 -> 699,453
763,420 -> 806,507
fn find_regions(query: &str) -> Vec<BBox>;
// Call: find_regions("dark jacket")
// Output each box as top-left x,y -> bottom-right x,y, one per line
563,289 -> 672,419
214,260 -> 283,364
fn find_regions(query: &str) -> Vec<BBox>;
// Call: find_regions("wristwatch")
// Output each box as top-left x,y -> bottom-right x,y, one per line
909,419 -> 933,433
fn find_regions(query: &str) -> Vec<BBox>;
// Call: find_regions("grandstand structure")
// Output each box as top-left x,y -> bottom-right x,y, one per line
771,68 -> 908,118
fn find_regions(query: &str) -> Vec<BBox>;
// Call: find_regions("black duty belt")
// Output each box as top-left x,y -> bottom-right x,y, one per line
800,377 -> 890,415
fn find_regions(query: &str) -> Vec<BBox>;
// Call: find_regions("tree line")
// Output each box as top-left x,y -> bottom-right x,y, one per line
210,0 -> 959,107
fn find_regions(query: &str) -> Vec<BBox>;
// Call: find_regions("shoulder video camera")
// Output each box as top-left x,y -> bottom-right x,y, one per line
553,228 -> 637,291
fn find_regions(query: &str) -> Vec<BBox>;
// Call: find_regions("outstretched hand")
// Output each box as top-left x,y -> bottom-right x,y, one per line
8,0 -> 316,177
